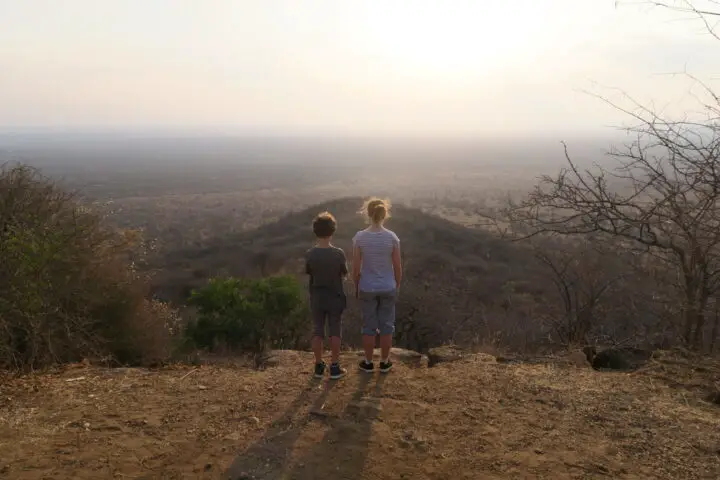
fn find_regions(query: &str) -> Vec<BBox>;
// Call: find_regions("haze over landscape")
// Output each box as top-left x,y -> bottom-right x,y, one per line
1,0 -> 718,137
2,1 -> 720,479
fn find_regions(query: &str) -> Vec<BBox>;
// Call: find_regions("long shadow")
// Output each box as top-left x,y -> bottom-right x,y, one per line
223,376 -> 337,479
284,372 -> 387,479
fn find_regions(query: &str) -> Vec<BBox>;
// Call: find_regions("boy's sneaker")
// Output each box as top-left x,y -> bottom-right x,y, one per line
314,362 -> 326,378
379,360 -> 393,373
359,360 -> 374,373
329,363 -> 346,380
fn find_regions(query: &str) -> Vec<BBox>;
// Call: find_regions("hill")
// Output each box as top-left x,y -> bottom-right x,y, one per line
149,197 -> 540,350
1,350 -> 718,479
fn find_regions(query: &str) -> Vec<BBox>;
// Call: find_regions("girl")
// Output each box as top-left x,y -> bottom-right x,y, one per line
352,198 -> 402,373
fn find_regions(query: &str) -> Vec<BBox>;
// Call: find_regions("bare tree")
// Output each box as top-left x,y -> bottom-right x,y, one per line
530,237 -> 630,346
507,91 -> 720,348
625,1 -> 720,39
710,297 -> 720,352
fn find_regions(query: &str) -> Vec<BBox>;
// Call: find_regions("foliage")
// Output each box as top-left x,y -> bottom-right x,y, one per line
187,275 -> 307,365
0,163 -> 175,369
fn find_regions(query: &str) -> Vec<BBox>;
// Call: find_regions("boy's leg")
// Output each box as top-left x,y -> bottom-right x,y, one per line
327,309 -> 342,364
312,335 -> 324,364
360,292 -> 380,365
377,291 -> 397,365
327,308 -> 346,379
310,297 -> 325,365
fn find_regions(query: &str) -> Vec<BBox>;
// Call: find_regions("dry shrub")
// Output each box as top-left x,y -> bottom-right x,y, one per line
0,163 -> 176,370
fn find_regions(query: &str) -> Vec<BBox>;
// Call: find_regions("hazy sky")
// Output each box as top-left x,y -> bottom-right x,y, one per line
1,0 -> 718,136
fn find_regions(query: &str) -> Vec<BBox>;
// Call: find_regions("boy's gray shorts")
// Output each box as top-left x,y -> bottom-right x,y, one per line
359,290 -> 397,336
310,291 -> 345,338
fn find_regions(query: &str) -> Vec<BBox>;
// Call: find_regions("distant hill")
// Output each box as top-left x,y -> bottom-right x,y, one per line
150,197 -> 541,350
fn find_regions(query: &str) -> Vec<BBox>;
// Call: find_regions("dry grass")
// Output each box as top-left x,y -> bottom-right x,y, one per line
0,350 -> 718,479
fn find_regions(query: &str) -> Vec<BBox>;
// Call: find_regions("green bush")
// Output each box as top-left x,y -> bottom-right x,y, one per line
0,163 -> 175,369
187,275 -> 307,365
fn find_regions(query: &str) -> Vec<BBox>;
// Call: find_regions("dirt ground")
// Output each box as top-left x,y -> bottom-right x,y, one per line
1,349 -> 719,480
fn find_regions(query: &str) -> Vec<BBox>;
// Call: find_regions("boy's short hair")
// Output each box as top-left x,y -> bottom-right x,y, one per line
312,211 -> 337,238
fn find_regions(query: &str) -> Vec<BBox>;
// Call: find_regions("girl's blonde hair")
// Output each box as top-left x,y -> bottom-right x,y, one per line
360,197 -> 391,224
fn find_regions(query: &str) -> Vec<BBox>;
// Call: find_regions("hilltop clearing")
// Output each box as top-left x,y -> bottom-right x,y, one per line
150,197 -> 541,351
1,349 -> 718,479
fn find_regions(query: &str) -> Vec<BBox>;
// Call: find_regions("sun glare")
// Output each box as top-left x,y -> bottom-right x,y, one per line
364,2 -> 545,76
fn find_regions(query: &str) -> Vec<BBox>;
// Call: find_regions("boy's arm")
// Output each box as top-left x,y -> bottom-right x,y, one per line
340,250 -> 349,277
304,251 -> 312,275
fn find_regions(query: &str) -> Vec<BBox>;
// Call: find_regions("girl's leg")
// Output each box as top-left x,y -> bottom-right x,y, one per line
379,334 -> 392,362
362,335 -> 375,363
377,291 -> 397,363
360,292 -> 379,364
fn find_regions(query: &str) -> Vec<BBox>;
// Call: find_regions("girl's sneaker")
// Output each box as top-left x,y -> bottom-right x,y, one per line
329,363 -> 346,380
359,360 -> 374,373
314,362 -> 326,378
379,360 -> 393,373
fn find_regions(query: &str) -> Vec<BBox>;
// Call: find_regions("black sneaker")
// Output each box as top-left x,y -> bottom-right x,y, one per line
359,360 -> 374,373
329,363 -> 346,380
379,360 -> 393,373
314,362 -> 326,378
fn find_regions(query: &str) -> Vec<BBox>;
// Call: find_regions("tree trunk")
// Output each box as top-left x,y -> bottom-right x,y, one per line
710,302 -> 720,354
692,290 -> 710,350
683,305 -> 697,345
693,311 -> 706,350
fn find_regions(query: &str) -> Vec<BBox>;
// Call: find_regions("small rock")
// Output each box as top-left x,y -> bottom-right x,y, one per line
309,409 -> 330,419
562,350 -> 591,368
427,345 -> 465,367
230,473 -> 255,480
83,422 -> 90,430
594,463 -> 610,473
249,416 -> 260,425
204,463 -> 212,471
534,448 -> 544,455
198,385 -> 208,390
591,347 -> 651,371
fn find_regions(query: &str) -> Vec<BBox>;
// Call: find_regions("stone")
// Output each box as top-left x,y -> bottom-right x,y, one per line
705,388 -> 720,405
562,350 -> 591,368
427,345 -> 465,367
591,347 -> 652,371
356,348 -> 427,367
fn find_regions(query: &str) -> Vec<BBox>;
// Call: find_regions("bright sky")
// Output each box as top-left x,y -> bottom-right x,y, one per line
1,0 -> 718,137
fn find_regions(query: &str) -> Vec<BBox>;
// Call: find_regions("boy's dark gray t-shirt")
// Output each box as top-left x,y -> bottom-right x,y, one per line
304,246 -> 348,297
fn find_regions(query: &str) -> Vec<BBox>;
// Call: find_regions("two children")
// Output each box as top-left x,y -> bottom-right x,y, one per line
304,199 -> 401,379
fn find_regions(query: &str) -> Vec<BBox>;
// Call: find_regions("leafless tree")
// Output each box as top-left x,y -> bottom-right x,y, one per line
506,87 -> 720,348
530,237 -> 630,346
636,1 -> 720,39
709,297 -> 720,352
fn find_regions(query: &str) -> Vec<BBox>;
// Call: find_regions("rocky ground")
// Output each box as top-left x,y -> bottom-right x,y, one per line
1,348 -> 719,479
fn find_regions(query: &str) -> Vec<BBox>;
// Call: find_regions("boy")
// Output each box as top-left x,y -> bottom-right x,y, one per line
304,211 -> 348,379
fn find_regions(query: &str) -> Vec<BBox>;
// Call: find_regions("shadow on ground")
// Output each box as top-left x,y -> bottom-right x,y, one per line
222,376 -> 332,479
223,372 -> 386,480
284,373 -> 386,479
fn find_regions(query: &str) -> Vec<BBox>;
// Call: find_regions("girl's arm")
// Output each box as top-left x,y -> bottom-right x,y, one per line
352,242 -> 362,297
392,243 -> 403,290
